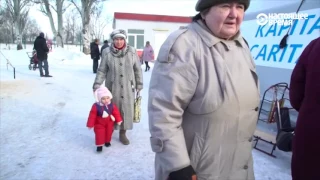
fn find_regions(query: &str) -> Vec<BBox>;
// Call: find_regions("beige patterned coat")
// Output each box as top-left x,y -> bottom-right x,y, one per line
93,46 -> 143,130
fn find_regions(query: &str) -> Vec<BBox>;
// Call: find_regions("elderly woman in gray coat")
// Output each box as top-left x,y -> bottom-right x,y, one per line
148,0 -> 260,179
93,29 -> 143,145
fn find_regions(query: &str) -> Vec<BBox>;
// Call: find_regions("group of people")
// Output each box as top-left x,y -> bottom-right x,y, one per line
90,39 -> 110,73
83,0 -> 319,179
90,38 -> 155,73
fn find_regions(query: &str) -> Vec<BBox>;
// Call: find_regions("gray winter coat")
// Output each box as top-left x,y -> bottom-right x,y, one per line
93,46 -> 143,130
148,20 -> 260,180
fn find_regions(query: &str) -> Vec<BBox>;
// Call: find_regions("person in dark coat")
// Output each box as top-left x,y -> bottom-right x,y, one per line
33,32 -> 52,77
289,37 -> 320,180
100,40 -> 109,59
90,39 -> 100,74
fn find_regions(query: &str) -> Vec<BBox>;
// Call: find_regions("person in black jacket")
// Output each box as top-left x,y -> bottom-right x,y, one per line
33,32 -> 52,77
100,40 -> 109,59
90,39 -> 100,73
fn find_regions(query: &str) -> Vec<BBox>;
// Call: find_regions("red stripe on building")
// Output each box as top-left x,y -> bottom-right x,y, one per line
114,12 -> 192,23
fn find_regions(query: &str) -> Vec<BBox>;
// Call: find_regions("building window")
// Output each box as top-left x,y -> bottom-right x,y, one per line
128,29 -> 144,49
128,29 -> 144,34
136,35 -> 144,49
128,35 -> 135,47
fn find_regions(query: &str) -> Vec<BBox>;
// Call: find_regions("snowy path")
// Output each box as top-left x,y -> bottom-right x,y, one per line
0,48 -> 292,180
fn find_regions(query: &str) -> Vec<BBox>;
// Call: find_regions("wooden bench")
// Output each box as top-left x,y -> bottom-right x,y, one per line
253,129 -> 277,157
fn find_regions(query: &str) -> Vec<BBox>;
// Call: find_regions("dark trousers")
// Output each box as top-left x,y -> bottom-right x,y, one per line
93,58 -> 99,73
39,59 -> 49,76
145,61 -> 150,71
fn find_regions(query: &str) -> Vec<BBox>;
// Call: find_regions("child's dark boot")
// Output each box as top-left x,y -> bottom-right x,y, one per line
105,142 -> 111,147
97,146 -> 103,152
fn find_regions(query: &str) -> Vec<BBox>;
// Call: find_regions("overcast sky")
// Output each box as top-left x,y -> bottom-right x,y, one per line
29,0 -> 300,38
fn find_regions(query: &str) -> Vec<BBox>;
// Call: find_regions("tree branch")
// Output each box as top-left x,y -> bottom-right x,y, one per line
5,0 -> 14,19
62,3 -> 72,13
69,0 -> 82,17
50,4 -> 57,12
20,0 -> 32,10
38,4 -> 49,16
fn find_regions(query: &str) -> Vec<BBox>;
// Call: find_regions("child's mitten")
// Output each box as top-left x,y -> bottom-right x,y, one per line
110,115 -> 115,121
117,121 -> 122,125
93,90 -> 99,102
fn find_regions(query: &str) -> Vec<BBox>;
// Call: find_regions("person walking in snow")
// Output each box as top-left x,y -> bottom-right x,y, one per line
100,40 -> 109,59
141,41 -> 154,72
148,0 -> 260,179
87,86 -> 122,152
290,37 -> 320,180
92,29 -> 143,145
90,39 -> 100,74
33,32 -> 52,77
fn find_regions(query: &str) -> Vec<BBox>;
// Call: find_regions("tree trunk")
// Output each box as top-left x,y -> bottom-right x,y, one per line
15,20 -> 23,50
56,0 -> 64,47
42,0 -> 57,43
72,24 -> 75,44
13,0 -> 22,50
11,25 -> 15,44
81,1 -> 91,55
82,22 -> 90,54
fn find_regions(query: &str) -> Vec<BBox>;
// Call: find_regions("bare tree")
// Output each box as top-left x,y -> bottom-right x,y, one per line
23,18 -> 40,43
70,10 -> 79,44
64,12 -> 72,44
69,0 -> 106,54
89,4 -> 111,41
0,6 -> 14,44
5,0 -> 31,50
74,25 -> 80,45
35,0 -> 71,47
64,8 -> 80,44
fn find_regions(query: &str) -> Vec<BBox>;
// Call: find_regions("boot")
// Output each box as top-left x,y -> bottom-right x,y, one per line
96,146 -> 103,152
119,130 -> 130,145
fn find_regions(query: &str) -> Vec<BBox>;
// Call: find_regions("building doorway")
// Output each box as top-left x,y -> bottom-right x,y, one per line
153,30 -> 168,60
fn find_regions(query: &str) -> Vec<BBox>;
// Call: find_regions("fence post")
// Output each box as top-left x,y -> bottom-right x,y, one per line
1,51 -> 16,79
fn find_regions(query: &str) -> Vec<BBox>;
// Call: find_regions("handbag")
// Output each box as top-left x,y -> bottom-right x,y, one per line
134,95 -> 142,123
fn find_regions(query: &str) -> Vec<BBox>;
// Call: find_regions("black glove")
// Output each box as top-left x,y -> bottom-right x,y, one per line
168,165 -> 196,180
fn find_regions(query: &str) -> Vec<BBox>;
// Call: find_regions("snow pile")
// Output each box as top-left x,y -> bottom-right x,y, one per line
49,47 -> 91,65
0,49 -> 31,67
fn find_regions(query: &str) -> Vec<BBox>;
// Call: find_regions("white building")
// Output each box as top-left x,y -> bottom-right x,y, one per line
113,12 -> 191,59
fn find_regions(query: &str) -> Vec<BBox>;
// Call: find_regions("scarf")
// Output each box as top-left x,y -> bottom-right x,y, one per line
110,43 -> 129,58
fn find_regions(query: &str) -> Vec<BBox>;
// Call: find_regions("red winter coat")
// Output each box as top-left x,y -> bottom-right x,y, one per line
87,103 -> 122,145
289,37 -> 320,180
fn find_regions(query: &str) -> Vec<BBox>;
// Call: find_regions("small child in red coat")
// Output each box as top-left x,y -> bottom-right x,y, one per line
87,86 -> 122,152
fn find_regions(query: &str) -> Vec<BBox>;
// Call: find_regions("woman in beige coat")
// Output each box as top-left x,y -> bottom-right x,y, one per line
93,29 -> 143,145
148,0 -> 260,179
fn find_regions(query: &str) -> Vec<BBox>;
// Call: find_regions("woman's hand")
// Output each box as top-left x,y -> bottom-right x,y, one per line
136,89 -> 141,97
167,165 -> 197,180
167,175 -> 197,180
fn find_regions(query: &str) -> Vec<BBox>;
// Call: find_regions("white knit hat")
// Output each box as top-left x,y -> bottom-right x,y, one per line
110,29 -> 127,40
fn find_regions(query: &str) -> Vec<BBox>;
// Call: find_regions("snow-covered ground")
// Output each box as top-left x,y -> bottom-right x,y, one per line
0,45 -> 293,180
